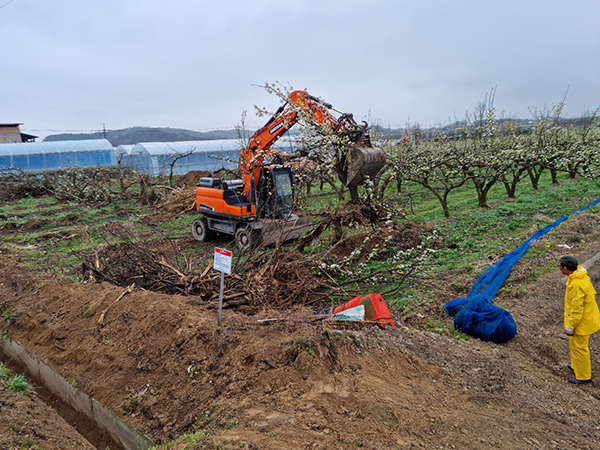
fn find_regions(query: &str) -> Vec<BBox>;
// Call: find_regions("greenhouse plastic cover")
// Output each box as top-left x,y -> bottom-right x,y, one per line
132,140 -> 241,155
0,139 -> 113,155
444,196 -> 600,343
127,140 -> 242,175
0,139 -> 115,171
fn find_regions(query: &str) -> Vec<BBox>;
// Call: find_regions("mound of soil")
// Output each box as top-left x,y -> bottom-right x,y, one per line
175,171 -> 212,188
20,218 -> 50,231
2,213 -> 600,449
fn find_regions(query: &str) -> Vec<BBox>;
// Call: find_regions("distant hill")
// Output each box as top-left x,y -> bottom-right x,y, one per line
43,127 -> 248,146
46,116 -> 589,147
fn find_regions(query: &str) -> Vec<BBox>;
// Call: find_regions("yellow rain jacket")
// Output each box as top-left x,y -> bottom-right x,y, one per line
564,266 -> 600,335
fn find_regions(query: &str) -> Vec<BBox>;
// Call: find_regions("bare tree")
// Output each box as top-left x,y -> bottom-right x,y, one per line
165,147 -> 195,186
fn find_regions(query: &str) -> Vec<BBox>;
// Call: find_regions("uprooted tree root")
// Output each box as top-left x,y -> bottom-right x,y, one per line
77,203 -> 438,312
80,237 -> 335,310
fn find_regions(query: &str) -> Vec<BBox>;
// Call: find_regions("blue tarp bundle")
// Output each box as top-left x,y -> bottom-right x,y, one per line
444,196 -> 600,343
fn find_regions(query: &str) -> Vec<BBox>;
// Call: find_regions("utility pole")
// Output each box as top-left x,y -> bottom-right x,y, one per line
102,123 -> 107,139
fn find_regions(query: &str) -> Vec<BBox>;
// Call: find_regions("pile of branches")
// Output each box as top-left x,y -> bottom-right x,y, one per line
52,168 -> 115,204
0,169 -> 52,200
78,223 -> 334,309
154,187 -> 197,215
75,202 -> 440,311
79,224 -> 214,296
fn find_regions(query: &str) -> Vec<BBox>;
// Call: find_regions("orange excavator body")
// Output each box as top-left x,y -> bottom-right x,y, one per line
193,90 -> 386,250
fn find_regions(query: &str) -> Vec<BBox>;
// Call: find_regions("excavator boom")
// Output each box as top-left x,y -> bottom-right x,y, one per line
241,90 -> 385,196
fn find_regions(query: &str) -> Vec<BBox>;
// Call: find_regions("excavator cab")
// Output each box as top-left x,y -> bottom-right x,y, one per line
257,166 -> 295,219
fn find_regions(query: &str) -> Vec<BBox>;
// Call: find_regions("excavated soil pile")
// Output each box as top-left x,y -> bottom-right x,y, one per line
2,215 -> 600,449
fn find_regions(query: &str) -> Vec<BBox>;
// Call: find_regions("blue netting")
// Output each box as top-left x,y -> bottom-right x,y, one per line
444,196 -> 600,343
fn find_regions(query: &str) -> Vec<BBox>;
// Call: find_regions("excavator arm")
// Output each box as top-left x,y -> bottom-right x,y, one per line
240,90 -> 385,200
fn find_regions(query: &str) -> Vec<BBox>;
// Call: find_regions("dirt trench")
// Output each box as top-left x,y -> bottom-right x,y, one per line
0,349 -> 118,450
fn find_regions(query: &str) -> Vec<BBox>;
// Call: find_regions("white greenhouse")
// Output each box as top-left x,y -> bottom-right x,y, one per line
122,140 -> 241,176
0,139 -> 116,172
115,144 -> 135,163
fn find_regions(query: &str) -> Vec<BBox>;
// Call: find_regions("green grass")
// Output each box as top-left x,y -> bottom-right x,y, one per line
0,302 -> 16,320
0,364 -> 32,396
0,363 -> 11,380
8,374 -> 31,394
0,196 -> 56,211
402,174 -> 599,269
150,216 -> 196,238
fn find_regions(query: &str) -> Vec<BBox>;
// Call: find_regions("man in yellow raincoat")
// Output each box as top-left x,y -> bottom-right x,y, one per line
559,256 -> 600,384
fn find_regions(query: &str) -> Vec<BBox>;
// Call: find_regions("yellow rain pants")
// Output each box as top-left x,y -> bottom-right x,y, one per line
563,266 -> 600,380
570,334 -> 592,380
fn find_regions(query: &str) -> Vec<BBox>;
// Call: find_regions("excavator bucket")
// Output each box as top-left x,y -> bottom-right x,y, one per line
346,144 -> 386,187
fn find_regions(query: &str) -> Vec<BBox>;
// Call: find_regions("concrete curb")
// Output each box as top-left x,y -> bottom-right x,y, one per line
0,334 -> 154,450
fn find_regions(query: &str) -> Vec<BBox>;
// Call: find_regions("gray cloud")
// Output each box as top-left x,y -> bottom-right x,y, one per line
1,0 -> 598,139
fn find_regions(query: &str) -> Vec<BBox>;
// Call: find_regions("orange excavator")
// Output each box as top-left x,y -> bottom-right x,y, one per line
192,90 -> 386,250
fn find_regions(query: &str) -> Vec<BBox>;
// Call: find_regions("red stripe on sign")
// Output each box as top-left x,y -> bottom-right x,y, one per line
215,248 -> 232,257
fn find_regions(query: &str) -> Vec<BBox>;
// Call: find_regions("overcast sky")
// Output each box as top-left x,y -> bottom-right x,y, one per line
1,0 -> 599,140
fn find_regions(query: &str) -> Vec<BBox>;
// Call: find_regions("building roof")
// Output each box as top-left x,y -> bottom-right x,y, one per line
0,124 -> 36,142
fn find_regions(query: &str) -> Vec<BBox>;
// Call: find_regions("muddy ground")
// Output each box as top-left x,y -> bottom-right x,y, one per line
2,215 -> 600,449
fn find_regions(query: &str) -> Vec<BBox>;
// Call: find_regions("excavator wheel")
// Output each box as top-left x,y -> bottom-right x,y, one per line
235,226 -> 260,251
192,217 -> 214,242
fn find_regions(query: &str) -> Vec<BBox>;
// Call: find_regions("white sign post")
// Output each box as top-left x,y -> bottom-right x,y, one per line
214,247 -> 232,327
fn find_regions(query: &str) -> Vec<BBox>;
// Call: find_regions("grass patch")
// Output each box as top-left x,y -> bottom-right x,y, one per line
8,374 -> 32,395
150,430 -> 225,450
0,364 -> 32,396
400,174 -> 600,275
0,363 -> 11,380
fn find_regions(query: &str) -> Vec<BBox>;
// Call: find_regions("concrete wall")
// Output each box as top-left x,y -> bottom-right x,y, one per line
0,127 -> 22,143
0,334 -> 154,450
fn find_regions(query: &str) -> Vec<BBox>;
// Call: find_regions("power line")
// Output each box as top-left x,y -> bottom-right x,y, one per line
0,0 -> 16,10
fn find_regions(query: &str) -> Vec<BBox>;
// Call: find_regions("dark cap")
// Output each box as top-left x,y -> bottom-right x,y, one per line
559,256 -> 579,270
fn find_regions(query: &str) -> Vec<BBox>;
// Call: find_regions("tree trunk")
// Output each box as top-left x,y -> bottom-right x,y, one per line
478,194 -> 488,208
551,169 -> 559,185
527,167 -> 543,191
378,173 -> 396,199
441,202 -> 450,218
348,185 -> 360,203
503,181 -> 517,199
472,180 -> 489,208
431,190 -> 451,218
